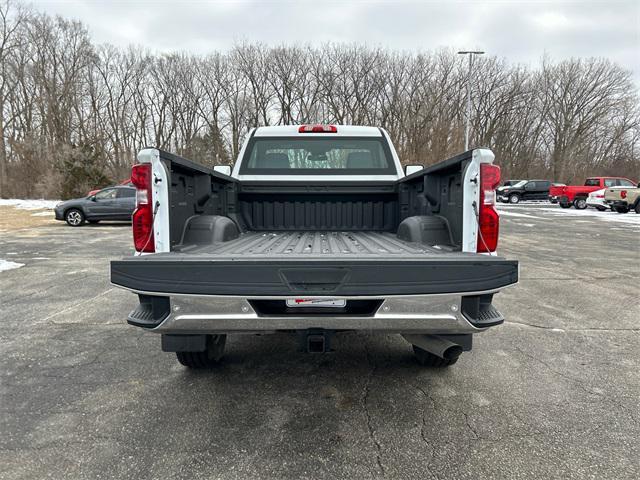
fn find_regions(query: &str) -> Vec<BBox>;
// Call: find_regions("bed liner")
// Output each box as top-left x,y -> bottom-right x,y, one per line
177,231 -> 447,257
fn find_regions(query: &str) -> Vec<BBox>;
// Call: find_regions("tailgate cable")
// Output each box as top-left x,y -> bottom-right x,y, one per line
472,201 -> 492,253
135,200 -> 160,256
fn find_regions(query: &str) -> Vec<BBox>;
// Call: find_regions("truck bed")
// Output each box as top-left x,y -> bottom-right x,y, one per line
111,230 -> 518,297
177,231 -> 445,257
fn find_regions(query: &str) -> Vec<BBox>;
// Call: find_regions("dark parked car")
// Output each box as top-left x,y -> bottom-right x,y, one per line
496,180 -> 523,196
54,185 -> 136,226
500,180 -> 523,188
497,180 -> 552,204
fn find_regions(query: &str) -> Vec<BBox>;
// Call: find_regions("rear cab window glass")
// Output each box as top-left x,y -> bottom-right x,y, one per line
604,179 -> 617,187
584,179 -> 600,187
239,137 -> 395,175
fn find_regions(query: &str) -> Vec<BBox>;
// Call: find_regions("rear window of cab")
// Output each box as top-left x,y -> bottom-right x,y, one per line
239,137 -> 396,175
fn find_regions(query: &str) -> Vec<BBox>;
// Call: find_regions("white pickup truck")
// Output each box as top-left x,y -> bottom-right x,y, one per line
110,125 -> 518,368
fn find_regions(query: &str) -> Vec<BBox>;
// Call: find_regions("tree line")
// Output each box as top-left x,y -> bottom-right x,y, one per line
1,0 -> 638,199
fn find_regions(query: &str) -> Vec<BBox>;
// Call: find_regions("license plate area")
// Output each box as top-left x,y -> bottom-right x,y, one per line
286,298 -> 346,308
248,299 -> 383,317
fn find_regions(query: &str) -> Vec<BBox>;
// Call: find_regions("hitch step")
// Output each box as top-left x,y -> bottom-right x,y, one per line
127,295 -> 170,328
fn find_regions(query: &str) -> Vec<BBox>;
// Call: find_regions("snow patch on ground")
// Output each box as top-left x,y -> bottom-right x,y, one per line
497,209 -> 544,220
496,203 -> 640,227
537,207 -> 640,226
0,259 -> 25,272
30,211 -> 53,217
0,199 -> 60,210
496,201 -> 550,207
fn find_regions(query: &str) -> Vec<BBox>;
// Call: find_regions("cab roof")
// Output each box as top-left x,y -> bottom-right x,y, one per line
253,125 -> 382,137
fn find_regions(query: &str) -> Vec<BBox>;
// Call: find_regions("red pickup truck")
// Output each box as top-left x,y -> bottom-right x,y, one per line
549,177 -> 637,209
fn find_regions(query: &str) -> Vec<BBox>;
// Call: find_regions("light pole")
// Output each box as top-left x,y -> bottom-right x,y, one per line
457,50 -> 484,151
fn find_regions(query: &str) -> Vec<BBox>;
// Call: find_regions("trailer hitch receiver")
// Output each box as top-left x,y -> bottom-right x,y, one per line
298,329 -> 334,353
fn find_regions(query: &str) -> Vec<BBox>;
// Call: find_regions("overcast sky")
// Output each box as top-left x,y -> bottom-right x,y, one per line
31,0 -> 640,79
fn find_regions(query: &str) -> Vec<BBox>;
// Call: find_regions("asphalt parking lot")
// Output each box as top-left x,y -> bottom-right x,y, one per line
1,204 -> 639,479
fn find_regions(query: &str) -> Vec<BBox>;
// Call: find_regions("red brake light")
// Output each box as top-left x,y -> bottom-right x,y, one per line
477,163 -> 501,253
131,163 -> 151,201
131,163 -> 155,253
298,124 -> 338,133
620,190 -> 627,199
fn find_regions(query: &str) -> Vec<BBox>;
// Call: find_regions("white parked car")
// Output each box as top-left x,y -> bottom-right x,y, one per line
587,187 -> 626,211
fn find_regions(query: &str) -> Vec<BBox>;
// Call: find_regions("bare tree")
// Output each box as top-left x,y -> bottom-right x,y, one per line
0,0 -> 29,195
541,58 -> 636,182
1,1 -> 638,199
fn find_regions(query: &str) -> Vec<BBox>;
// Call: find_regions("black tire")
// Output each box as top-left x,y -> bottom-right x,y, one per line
176,334 -> 226,369
573,197 -> 587,210
559,203 -> 572,209
614,206 -> 629,214
595,206 -> 607,212
65,208 -> 85,226
635,203 -> 640,214
508,193 -> 520,204
87,220 -> 100,224
412,345 -> 459,367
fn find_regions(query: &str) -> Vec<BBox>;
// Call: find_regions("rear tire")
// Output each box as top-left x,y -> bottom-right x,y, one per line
595,206 -> 607,212
412,345 -> 459,367
176,335 -> 226,369
635,203 -> 640,214
65,208 -> 85,226
573,197 -> 587,210
615,206 -> 629,214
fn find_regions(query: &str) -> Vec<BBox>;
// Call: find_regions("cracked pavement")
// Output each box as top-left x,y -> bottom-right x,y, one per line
1,204 -> 639,479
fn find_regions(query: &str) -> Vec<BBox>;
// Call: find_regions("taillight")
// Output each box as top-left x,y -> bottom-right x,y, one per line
620,190 -> 627,199
477,163 -> 501,253
298,124 -> 338,133
131,163 -> 155,253
596,194 -> 604,198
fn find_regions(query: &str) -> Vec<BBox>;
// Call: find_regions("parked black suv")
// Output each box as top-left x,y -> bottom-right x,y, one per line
497,180 -> 552,204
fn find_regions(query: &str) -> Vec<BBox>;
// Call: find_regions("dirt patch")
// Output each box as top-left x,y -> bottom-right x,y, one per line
0,206 -> 58,232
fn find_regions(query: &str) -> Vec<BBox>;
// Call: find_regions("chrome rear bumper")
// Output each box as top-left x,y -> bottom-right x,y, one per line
127,291 -> 504,335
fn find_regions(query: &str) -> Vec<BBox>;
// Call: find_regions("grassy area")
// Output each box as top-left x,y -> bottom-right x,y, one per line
0,206 -> 57,233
